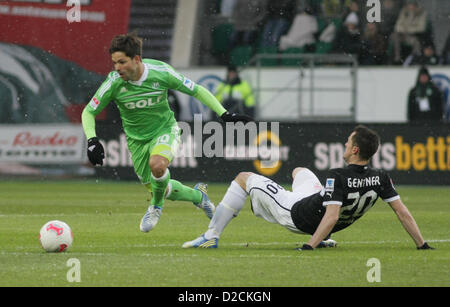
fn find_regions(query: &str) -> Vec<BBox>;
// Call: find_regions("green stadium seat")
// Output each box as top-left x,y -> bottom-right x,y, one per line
256,46 -> 278,66
211,23 -> 233,56
229,46 -> 253,66
315,41 -> 333,54
316,16 -> 328,34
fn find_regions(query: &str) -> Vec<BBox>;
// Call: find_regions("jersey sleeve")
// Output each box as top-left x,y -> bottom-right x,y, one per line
165,64 -> 198,96
194,85 -> 227,116
165,64 -> 227,116
322,170 -> 344,207
85,72 -> 118,115
81,72 -> 118,139
380,171 -> 400,202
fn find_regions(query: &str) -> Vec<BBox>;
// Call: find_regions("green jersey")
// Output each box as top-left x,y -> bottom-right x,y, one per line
82,59 -> 226,141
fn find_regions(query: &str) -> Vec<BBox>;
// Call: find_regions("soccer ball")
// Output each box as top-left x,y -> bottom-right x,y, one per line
39,220 -> 73,253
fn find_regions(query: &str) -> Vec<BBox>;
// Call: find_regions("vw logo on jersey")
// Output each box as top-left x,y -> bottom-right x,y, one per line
431,73 -> 450,121
188,75 -> 222,121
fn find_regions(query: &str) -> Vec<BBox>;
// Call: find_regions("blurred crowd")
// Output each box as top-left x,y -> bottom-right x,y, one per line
212,0 -> 450,66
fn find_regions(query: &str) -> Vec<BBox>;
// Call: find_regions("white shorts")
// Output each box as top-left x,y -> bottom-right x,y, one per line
246,169 -> 323,234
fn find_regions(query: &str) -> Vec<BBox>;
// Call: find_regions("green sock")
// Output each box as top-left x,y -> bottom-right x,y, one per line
166,179 -> 202,204
150,169 -> 170,208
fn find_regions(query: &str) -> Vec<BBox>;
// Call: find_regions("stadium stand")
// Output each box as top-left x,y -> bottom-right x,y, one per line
128,0 -> 178,63
196,0 -> 449,67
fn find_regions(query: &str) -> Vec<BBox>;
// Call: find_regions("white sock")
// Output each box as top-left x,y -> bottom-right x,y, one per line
204,181 -> 247,239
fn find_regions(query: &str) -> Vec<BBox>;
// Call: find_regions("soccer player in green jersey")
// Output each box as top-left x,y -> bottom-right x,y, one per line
82,33 -> 252,232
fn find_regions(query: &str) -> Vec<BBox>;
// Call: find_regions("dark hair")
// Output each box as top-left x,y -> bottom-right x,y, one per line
227,65 -> 238,73
109,33 -> 142,58
351,125 -> 380,161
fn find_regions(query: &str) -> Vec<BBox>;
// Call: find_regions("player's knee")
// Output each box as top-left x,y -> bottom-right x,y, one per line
292,167 -> 306,179
150,157 -> 169,178
235,172 -> 253,181
235,172 -> 254,190
151,166 -> 166,178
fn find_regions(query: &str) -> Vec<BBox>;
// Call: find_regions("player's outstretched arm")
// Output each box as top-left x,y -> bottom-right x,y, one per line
81,107 -> 105,166
304,204 -> 340,249
81,107 -> 97,140
194,85 -> 253,123
388,198 -> 433,249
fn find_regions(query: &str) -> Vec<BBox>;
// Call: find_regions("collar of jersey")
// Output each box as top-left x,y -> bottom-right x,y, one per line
128,63 -> 149,86
348,163 -> 369,170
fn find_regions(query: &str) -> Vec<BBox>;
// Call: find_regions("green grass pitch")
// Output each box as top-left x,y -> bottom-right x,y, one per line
0,180 -> 449,287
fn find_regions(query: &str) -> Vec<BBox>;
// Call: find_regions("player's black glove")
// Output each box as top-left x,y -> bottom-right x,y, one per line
87,137 -> 105,166
296,244 -> 314,251
417,242 -> 434,250
220,111 -> 253,124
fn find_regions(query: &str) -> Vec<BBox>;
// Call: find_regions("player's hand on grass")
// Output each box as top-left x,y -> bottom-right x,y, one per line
296,244 -> 314,251
417,242 -> 434,250
87,137 -> 105,166
220,111 -> 253,124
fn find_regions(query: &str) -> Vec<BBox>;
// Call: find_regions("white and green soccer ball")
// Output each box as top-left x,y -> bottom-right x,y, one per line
39,220 -> 73,253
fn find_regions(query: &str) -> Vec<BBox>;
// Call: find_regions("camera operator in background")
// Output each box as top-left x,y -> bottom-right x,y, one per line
215,66 -> 255,118
407,66 -> 444,122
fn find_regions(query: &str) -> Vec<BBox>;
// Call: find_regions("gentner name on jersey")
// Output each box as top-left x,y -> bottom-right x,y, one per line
347,176 -> 380,188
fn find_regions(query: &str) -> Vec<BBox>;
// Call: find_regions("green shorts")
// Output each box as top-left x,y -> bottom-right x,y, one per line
127,124 -> 181,184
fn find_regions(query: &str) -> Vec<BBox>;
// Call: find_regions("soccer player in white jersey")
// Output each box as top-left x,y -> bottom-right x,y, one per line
183,125 -> 434,251
82,33 -> 252,232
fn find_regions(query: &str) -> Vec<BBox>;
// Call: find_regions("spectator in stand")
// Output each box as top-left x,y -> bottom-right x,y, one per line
378,0 -> 404,38
407,66 -> 444,122
333,11 -> 361,56
389,0 -> 427,65
360,23 -> 387,65
404,43 -> 440,66
229,0 -> 268,48
321,0 -> 350,21
342,0 -> 363,28
279,6 -> 318,51
261,0 -> 296,48
215,66 -> 255,118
